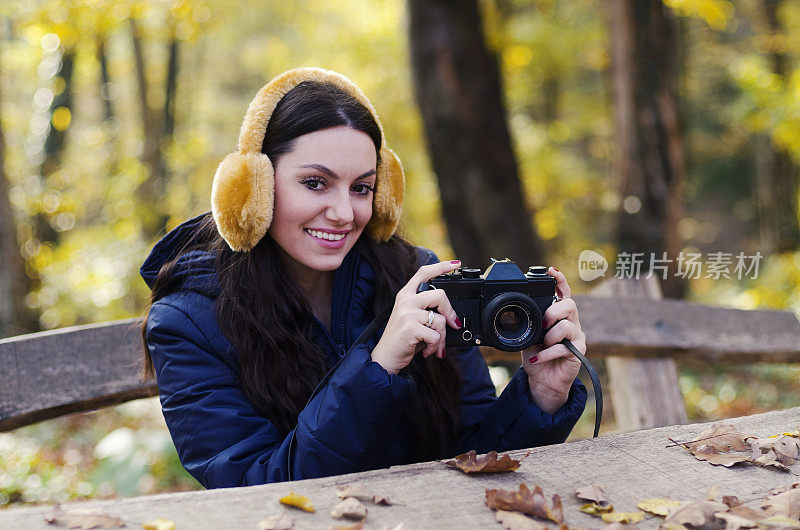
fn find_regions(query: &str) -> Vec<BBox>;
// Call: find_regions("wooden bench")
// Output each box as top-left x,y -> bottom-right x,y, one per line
3,281 -> 799,434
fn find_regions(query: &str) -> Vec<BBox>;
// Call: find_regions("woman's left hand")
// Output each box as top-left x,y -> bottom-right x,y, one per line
521,266 -> 585,415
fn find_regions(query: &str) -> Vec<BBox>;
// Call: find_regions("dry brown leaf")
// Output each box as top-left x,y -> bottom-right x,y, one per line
660,500 -> 728,529
693,451 -> 752,467
637,498 -> 683,517
330,498 -> 368,521
751,436 -> 800,467
44,505 -> 126,529
601,511 -> 644,524
334,483 -> 392,506
576,485 -> 612,508
445,450 -> 529,473
142,519 -> 175,530
686,424 -> 749,453
495,510 -> 550,530
768,484 -> 800,496
716,511 -> 761,530
761,489 -> 800,519
279,491 -> 315,513
258,513 -> 295,530
330,523 -> 364,530
377,524 -> 406,530
485,484 -> 564,524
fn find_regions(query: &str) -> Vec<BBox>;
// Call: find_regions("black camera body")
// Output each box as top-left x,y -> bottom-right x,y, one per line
417,259 -> 556,352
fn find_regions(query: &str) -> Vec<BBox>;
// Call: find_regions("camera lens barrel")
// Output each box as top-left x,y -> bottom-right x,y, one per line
481,292 -> 542,351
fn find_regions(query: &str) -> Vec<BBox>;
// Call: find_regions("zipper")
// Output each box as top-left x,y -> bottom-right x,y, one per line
336,252 -> 358,349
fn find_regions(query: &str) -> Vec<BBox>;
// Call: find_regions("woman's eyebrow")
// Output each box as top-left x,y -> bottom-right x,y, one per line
298,164 -> 376,181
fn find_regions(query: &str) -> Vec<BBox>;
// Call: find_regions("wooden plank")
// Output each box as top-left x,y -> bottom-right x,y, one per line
1,406 -> 798,529
0,318 -> 156,432
483,293 -> 800,363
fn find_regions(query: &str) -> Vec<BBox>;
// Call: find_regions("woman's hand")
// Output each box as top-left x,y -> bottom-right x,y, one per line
522,267 -> 585,415
371,260 -> 463,375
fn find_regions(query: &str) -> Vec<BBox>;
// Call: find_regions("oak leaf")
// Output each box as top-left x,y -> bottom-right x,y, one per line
445,450 -> 529,473
258,513 -> 295,530
44,504 -> 126,529
142,519 -> 175,530
334,483 -> 392,505
575,484 -> 612,509
761,489 -> 800,519
330,498 -> 368,521
279,491 -> 315,513
685,424 -> 748,454
660,500 -> 727,529
601,511 -> 644,524
495,510 -> 549,530
637,498 -> 683,517
485,484 -> 564,524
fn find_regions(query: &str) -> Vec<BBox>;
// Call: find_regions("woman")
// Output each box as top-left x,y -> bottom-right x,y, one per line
140,67 -> 587,488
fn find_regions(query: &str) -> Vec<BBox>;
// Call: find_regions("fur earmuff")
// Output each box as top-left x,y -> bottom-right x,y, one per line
211,67 -> 404,252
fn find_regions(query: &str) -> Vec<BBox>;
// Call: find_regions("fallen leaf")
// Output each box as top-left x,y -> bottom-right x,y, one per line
761,489 -> 800,519
331,523 -> 363,530
330,498 -> 368,521
142,519 -> 175,530
576,485 -> 612,508
445,450 -> 529,473
637,498 -> 682,517
693,452 -> 752,467
485,484 -> 564,524
660,500 -> 727,529
757,516 -> 800,529
724,497 -> 744,508
495,510 -> 549,530
686,424 -> 749,454
377,524 -> 406,530
601,511 -> 644,524
715,511 -> 761,530
707,485 -> 722,500
44,504 -> 126,529
580,503 -> 614,515
258,513 -> 295,530
751,436 -> 800,467
768,484 -> 800,496
279,491 -> 315,513
334,483 -> 392,505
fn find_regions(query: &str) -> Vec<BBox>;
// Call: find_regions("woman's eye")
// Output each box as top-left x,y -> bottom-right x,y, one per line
353,184 -> 374,195
302,178 -> 325,191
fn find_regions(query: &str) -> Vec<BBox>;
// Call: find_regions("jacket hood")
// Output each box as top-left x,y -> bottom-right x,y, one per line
140,212 -> 220,297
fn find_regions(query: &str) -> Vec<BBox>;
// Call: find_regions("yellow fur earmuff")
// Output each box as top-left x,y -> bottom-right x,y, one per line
211,67 -> 405,252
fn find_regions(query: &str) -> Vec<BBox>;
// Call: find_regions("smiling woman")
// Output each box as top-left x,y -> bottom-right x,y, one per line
137,67 -> 587,489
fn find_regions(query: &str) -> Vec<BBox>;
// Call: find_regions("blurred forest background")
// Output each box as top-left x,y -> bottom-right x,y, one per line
1,0 -> 800,509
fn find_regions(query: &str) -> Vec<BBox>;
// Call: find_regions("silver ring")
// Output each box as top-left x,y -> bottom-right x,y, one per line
424,309 -> 435,328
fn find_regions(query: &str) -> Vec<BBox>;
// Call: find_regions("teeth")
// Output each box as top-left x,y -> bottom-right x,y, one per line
307,229 -> 345,241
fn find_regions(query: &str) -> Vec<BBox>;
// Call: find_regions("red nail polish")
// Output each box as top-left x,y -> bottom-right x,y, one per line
529,356 -> 538,364
553,267 -> 559,272
455,317 -> 463,328
450,260 -> 460,264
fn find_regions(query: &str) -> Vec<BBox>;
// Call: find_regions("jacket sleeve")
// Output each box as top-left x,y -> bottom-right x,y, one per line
145,301 -> 416,488
452,345 -> 587,454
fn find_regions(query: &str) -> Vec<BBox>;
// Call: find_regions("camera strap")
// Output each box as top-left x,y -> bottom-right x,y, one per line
286,311 -> 602,481
560,338 -> 603,438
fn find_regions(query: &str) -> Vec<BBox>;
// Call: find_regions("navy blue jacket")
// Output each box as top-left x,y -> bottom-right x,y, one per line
140,214 -> 587,488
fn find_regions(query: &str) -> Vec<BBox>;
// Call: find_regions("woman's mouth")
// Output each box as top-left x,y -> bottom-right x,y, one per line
304,228 -> 349,249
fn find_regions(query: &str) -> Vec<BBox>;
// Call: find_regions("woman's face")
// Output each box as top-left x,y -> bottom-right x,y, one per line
268,125 -> 377,278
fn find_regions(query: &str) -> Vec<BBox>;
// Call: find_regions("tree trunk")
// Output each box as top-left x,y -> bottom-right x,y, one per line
0,38 -> 35,337
408,0 -> 546,268
762,0 -> 800,252
609,0 -> 686,298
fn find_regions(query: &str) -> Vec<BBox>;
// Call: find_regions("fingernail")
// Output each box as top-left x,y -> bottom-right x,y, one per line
553,267 -> 559,272
455,317 -> 463,328
529,356 -> 538,364
450,260 -> 460,264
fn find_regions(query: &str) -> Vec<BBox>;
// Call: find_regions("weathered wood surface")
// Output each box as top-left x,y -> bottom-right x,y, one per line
0,318 -> 157,432
2,407 -> 799,529
599,277 -> 687,430
483,293 -> 800,364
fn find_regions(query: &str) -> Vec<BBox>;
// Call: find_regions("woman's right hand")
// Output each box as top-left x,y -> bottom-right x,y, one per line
371,260 -> 464,375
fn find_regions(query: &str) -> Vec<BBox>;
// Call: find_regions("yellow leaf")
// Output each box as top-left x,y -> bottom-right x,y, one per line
601,511 -> 645,524
638,497 -> 682,516
580,502 -> 614,515
143,518 -> 176,530
279,491 -> 315,513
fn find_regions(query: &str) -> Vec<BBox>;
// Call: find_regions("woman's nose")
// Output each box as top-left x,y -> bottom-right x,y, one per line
325,189 -> 355,225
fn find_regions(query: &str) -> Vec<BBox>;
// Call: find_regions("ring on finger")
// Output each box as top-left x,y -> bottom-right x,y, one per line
424,309 -> 435,328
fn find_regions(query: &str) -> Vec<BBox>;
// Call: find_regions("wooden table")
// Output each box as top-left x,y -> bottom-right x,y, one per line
2,407 -> 799,529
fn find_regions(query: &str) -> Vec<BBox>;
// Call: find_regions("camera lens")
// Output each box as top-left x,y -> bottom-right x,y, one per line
481,292 -> 542,351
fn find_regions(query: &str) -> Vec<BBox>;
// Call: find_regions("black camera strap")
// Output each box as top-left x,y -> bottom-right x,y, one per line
286,312 -> 603,481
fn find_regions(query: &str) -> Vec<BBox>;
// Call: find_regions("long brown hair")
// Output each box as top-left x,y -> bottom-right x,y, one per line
141,81 -> 462,462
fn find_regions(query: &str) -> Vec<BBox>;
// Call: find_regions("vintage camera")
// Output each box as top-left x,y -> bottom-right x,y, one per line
416,259 -> 556,351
